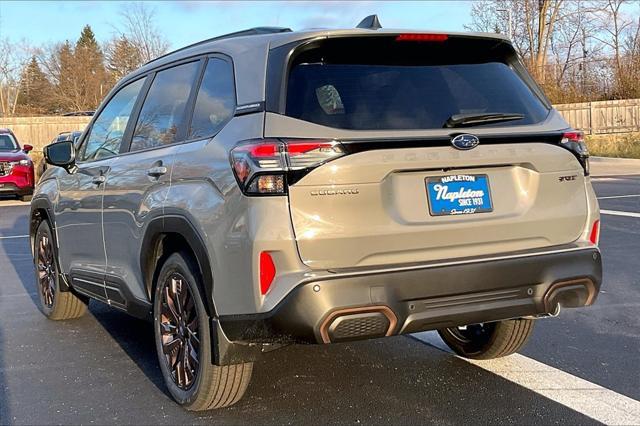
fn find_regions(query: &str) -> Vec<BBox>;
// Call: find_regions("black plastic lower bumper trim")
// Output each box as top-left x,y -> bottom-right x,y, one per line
219,247 -> 602,345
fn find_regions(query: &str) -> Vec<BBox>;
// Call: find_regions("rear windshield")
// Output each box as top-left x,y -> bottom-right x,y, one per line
284,38 -> 549,130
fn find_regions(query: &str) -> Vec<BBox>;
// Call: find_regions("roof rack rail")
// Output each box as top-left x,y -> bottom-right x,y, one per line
356,15 -> 382,30
144,26 -> 293,66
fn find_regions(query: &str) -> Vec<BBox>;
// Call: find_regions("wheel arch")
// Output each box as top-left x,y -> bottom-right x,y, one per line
141,214 -> 216,317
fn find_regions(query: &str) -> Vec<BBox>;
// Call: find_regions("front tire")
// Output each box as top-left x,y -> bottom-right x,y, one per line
34,220 -> 87,320
438,318 -> 534,360
153,252 -> 253,411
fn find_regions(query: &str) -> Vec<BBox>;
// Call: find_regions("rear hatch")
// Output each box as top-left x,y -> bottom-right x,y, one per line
264,34 -> 588,270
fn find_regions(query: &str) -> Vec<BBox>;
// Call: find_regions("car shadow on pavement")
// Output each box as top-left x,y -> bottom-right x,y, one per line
88,303 -> 171,398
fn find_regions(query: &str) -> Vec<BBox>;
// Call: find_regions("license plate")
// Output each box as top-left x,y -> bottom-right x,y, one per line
426,174 -> 493,216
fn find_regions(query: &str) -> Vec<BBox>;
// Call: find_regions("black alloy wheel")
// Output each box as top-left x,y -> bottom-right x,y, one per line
159,273 -> 200,390
36,233 -> 56,308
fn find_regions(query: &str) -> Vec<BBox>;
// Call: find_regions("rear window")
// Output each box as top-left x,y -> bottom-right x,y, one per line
283,37 -> 549,130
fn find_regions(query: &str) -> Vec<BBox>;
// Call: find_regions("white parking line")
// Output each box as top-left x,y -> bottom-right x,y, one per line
598,194 -> 640,199
412,332 -> 640,425
468,355 -> 640,425
0,235 -> 28,240
601,209 -> 640,218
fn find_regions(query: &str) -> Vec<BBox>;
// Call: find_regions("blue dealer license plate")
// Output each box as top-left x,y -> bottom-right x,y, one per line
426,174 -> 493,216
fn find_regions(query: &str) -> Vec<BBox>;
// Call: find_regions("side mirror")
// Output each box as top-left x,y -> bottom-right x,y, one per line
43,140 -> 76,173
23,144 -> 33,153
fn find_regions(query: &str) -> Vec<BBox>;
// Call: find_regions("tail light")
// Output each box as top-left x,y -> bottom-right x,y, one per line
589,219 -> 600,245
560,131 -> 590,175
230,139 -> 345,195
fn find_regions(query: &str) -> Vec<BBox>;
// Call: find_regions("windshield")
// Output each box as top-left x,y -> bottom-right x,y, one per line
0,134 -> 18,151
286,62 -> 549,130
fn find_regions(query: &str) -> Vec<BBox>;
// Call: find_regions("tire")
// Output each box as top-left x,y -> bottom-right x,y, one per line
34,220 -> 87,320
438,318 -> 535,360
153,252 -> 253,411
20,194 -> 33,202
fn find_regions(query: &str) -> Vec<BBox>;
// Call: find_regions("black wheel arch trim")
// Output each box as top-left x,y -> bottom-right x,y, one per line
140,211 -> 217,318
29,196 -> 71,291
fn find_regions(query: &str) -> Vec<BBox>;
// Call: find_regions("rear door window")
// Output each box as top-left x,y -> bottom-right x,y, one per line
130,61 -> 200,152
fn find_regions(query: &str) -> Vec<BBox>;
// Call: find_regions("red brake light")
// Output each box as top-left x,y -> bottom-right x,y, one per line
396,33 -> 448,42
259,252 -> 276,295
230,139 -> 345,195
561,131 -> 584,143
589,220 -> 600,245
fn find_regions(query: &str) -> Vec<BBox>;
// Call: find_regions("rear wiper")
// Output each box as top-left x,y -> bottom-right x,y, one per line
443,112 -> 525,128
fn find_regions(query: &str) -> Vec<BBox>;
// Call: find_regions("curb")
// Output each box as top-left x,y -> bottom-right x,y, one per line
590,156 -> 640,164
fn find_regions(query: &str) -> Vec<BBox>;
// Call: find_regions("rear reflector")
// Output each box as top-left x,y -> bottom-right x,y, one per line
259,252 -> 276,295
589,219 -> 600,245
396,33 -> 448,42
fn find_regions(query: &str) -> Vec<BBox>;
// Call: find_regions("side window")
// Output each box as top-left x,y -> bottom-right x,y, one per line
129,61 -> 200,152
188,58 -> 236,139
79,78 -> 145,162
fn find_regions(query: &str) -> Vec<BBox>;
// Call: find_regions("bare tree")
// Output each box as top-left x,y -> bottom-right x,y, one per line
114,2 -> 169,63
0,38 -> 32,116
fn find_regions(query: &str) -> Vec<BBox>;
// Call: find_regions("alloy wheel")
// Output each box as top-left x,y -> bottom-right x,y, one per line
37,234 -> 56,308
159,273 -> 200,390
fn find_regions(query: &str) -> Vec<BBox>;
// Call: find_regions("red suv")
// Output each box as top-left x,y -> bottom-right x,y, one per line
0,128 -> 34,201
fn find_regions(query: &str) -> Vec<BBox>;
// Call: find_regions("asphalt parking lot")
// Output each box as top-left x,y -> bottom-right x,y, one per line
0,173 -> 639,424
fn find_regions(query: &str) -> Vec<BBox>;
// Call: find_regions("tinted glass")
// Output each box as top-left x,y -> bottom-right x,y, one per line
130,61 -> 199,152
0,134 -> 18,151
188,58 -> 236,139
80,78 -> 144,161
286,62 -> 549,130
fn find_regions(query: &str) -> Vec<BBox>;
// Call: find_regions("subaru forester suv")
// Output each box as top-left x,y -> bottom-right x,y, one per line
31,18 -> 602,411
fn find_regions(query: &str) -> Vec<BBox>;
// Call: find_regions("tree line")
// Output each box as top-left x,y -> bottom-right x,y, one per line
0,3 -> 168,116
1,1 -> 639,117
467,0 -> 640,103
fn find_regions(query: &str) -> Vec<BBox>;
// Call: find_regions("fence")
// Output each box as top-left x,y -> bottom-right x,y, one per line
1,100 -> 639,149
554,99 -> 640,134
0,116 -> 91,151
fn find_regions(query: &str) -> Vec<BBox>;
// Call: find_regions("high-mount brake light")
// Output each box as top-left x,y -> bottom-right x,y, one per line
230,139 -> 345,195
560,130 -> 590,176
396,33 -> 448,42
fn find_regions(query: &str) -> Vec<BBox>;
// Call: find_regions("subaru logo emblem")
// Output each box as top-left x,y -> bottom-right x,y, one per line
451,134 -> 480,150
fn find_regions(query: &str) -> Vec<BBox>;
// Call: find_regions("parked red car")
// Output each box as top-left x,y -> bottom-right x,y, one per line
0,128 -> 34,201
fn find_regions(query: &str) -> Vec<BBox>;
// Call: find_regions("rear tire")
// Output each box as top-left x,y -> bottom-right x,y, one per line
153,252 -> 253,411
438,318 -> 534,360
34,220 -> 87,320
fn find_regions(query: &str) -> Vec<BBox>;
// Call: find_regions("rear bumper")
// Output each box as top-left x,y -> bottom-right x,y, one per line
219,245 -> 602,345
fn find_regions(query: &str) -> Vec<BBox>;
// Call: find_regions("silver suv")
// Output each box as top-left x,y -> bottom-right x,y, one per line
31,18 -> 602,410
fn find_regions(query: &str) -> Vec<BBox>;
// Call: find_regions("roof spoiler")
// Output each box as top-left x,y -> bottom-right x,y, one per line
356,15 -> 382,30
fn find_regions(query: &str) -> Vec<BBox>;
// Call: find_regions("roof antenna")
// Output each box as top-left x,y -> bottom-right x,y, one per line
356,14 -> 382,30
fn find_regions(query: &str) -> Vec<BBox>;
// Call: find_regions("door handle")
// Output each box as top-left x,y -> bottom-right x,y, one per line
92,175 -> 106,185
147,166 -> 168,178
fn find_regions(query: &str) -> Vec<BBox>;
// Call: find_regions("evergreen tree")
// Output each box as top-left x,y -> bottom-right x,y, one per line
106,36 -> 143,82
17,56 -> 53,114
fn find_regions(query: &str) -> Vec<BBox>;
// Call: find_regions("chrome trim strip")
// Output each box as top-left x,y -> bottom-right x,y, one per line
302,246 -> 597,283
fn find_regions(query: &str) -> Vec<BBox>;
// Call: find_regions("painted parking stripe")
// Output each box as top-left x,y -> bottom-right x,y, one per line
601,209 -> 640,218
0,234 -> 29,240
412,332 -> 640,425
598,194 -> 640,199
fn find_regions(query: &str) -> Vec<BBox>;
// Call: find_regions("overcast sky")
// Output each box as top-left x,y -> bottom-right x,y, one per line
0,1 -> 473,48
